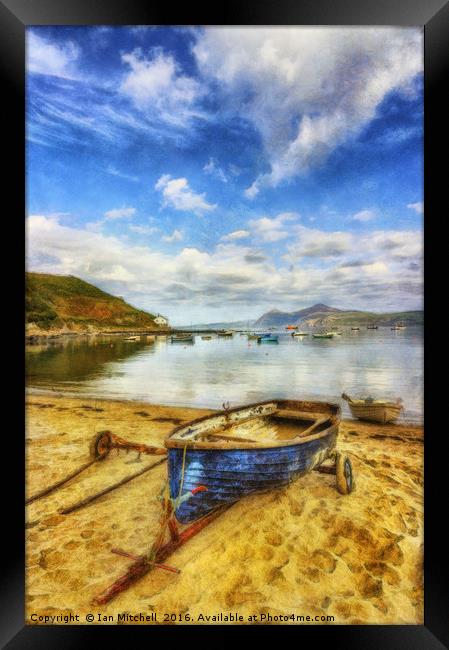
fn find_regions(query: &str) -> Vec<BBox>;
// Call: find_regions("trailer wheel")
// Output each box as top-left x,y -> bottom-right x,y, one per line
90,431 -> 112,460
336,453 -> 354,494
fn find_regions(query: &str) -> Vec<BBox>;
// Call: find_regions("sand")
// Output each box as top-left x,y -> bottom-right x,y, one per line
25,393 -> 423,625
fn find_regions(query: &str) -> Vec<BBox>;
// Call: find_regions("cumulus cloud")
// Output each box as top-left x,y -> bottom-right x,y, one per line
155,175 -> 217,215
407,201 -> 423,214
104,206 -> 136,220
249,212 -> 299,242
163,229 -> 183,243
352,209 -> 376,222
26,215 -> 422,321
193,27 -> 423,195
120,49 -> 202,126
285,226 -> 351,259
221,230 -> 250,242
27,32 -> 80,79
129,224 -> 159,235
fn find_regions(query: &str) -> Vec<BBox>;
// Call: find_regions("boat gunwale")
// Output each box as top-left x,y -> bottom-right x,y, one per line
165,399 -> 340,450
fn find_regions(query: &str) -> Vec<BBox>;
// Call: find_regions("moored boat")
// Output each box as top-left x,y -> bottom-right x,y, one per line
170,334 -> 195,343
341,393 -> 403,424
165,399 -> 348,523
286,325 -> 298,330
292,331 -> 309,337
258,334 -> 279,343
247,333 -> 261,340
124,335 -> 140,341
351,327 -> 360,331
312,332 -> 334,339
201,335 -> 213,340
217,330 -> 234,337
367,325 -> 378,330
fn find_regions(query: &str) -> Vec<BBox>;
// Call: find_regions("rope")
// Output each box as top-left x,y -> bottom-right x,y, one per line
147,444 -> 188,563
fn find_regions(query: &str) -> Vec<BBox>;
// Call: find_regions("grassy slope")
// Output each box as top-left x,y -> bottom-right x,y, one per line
26,272 -> 164,333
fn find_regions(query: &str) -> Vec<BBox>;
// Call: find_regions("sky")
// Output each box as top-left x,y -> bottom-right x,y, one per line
26,26 -> 423,325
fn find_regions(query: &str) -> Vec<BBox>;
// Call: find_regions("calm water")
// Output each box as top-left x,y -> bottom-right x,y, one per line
26,328 -> 423,423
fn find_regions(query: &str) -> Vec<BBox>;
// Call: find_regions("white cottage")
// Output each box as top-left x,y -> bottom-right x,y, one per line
154,313 -> 169,327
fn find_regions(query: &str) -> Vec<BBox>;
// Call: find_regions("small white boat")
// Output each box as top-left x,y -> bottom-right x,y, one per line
342,393 -> 403,424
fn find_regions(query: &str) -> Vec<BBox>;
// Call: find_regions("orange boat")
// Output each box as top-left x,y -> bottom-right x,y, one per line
286,325 -> 298,330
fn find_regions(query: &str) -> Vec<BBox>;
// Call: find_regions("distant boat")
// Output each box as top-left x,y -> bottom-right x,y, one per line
312,333 -> 334,339
292,332 -> 309,337
201,335 -> 213,340
170,334 -> 194,343
351,327 -> 360,331
285,325 -> 298,330
217,330 -> 233,337
342,393 -> 403,424
165,398 -> 350,524
258,334 -> 279,343
396,323 -> 406,329
367,325 -> 378,330
124,335 -> 139,341
247,333 -> 261,340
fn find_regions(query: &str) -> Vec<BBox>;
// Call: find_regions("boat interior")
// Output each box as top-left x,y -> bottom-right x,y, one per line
166,401 -> 340,447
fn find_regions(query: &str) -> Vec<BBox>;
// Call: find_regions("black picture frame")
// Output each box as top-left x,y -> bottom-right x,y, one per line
4,0 -> 447,647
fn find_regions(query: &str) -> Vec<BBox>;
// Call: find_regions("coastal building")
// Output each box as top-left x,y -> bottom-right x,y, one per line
154,313 -> 169,327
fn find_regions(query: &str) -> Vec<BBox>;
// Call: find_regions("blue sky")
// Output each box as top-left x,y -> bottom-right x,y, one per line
26,26 -> 423,324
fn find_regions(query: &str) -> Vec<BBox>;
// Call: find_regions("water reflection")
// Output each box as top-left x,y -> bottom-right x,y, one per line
26,328 -> 423,423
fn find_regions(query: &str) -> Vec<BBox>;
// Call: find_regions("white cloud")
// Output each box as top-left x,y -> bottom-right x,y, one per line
407,201 -> 423,214
155,175 -> 217,216
129,224 -> 159,235
285,226 -> 352,259
27,32 -> 80,79
194,27 -> 422,195
249,212 -> 298,242
163,229 -> 183,243
352,209 -> 376,222
203,158 -> 228,183
120,49 -> 202,126
104,206 -> 136,220
221,230 -> 250,242
27,215 -> 423,320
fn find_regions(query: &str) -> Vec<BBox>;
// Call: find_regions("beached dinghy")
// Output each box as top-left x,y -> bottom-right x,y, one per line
165,399 -> 350,524
342,393 -> 403,424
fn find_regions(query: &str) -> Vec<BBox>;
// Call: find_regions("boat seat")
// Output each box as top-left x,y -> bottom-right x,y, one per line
273,410 -> 321,422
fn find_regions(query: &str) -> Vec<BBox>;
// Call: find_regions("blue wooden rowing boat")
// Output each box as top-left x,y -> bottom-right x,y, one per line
165,399 -> 341,524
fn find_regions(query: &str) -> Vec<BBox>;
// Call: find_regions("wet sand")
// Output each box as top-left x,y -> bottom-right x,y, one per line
25,394 -> 423,625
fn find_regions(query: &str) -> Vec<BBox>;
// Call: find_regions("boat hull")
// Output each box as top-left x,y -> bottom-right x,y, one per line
167,428 -> 337,523
348,403 -> 402,424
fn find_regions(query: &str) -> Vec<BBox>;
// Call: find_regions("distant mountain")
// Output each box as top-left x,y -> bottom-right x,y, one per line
254,303 -> 343,327
254,304 -> 423,328
26,272 -> 168,335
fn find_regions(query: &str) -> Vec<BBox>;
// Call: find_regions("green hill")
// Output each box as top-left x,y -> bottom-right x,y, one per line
26,272 -> 167,334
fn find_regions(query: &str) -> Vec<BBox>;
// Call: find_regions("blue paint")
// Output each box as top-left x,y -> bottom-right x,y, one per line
168,430 -> 337,523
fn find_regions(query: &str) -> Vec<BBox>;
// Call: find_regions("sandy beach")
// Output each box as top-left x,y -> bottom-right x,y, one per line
25,393 -> 423,625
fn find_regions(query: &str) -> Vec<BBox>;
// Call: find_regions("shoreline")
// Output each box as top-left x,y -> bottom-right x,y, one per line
25,386 -> 424,427
26,393 -> 423,625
